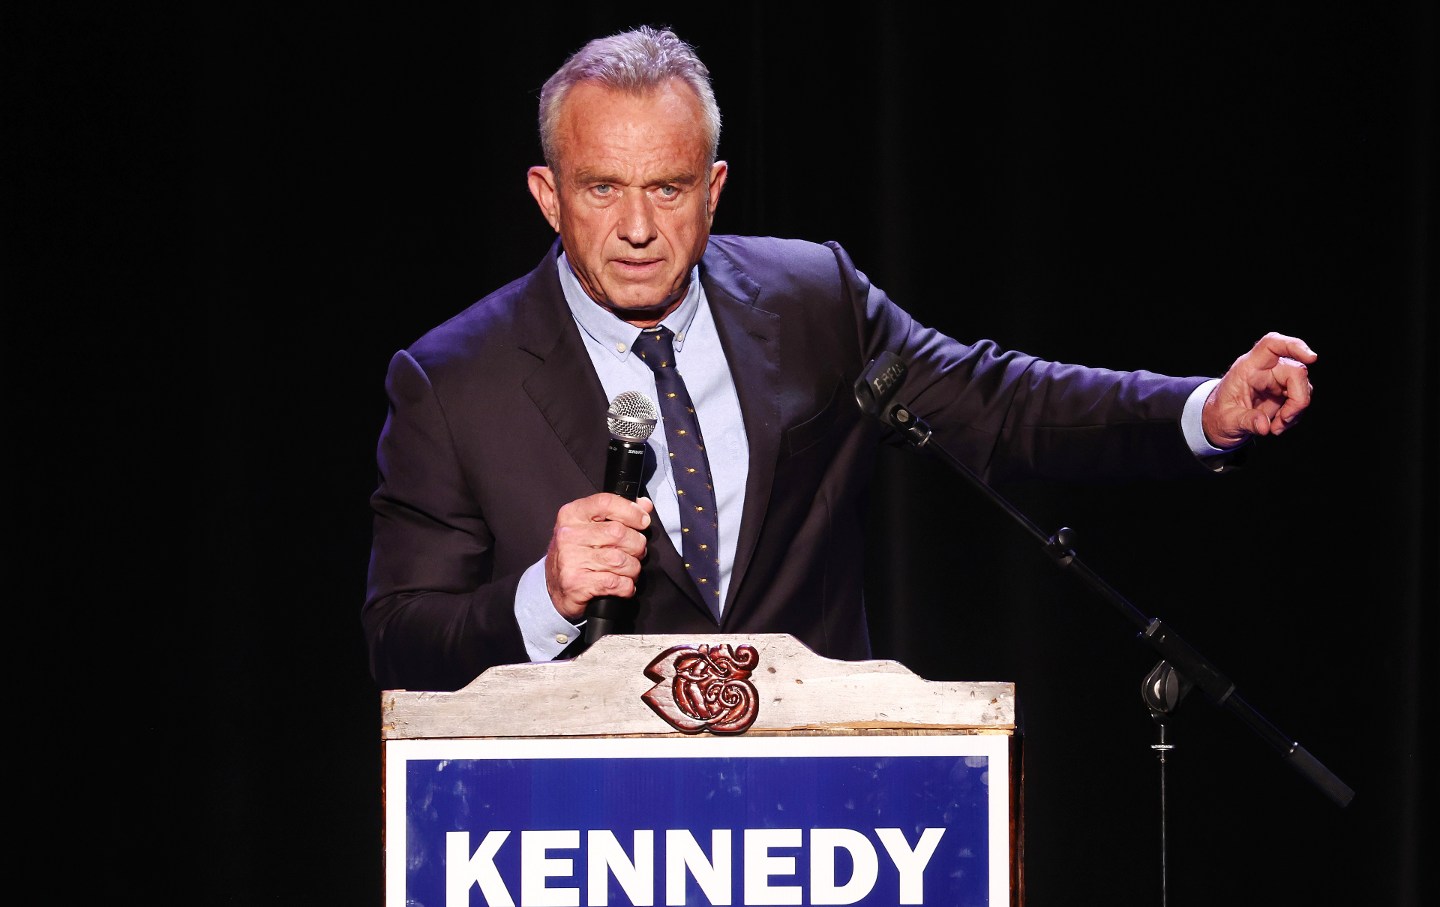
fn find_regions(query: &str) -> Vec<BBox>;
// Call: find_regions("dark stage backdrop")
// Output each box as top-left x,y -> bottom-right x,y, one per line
8,3 -> 1433,905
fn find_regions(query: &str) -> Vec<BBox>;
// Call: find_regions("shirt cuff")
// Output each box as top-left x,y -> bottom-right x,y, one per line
1181,378 -> 1246,470
515,559 -> 583,661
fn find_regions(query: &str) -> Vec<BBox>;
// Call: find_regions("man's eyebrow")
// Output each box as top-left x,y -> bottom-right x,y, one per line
569,168 -> 701,186
568,167 -> 618,184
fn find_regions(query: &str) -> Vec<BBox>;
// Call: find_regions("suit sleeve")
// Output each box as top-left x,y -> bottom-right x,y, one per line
362,349 -> 531,691
833,241 -> 1216,484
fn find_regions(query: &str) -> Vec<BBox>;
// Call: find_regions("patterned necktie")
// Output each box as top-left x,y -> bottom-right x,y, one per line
636,326 -> 722,615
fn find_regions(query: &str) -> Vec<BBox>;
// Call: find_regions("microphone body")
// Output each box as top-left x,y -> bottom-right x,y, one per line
576,392 -> 659,651
604,437 -> 647,501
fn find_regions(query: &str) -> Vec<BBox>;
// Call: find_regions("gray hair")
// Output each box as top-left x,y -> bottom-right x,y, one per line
537,26 -> 722,170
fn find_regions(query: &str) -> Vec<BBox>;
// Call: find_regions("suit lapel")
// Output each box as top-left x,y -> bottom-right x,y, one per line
701,249 -> 781,625
514,244 -> 612,493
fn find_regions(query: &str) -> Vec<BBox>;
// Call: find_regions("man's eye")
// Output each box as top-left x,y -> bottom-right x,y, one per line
656,185 -> 679,199
591,184 -> 614,196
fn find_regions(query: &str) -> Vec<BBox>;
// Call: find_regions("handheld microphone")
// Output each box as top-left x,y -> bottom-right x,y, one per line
579,391 -> 660,649
602,390 -> 657,500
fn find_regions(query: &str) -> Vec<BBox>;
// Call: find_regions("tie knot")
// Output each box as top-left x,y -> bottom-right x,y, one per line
638,327 -> 676,371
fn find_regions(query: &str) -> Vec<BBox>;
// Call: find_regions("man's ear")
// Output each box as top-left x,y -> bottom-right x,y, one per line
706,160 -> 729,225
527,166 -> 560,232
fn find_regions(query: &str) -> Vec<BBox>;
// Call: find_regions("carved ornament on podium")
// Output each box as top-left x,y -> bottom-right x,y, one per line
641,643 -> 759,734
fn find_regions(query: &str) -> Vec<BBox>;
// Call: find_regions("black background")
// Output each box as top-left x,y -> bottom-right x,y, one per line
7,2 -> 1434,904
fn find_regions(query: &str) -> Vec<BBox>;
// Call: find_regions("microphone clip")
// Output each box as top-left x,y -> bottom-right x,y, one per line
855,352 -> 932,447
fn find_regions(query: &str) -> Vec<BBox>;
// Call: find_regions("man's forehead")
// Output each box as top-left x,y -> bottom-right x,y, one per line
554,82 -> 710,183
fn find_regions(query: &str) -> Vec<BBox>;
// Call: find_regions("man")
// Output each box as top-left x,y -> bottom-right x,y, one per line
362,26 -> 1315,692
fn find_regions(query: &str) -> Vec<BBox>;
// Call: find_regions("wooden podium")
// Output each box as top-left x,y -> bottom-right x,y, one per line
382,634 -> 1022,906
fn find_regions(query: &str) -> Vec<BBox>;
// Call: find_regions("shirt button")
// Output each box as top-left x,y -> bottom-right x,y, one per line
555,633 -> 570,645
614,342 -> 626,353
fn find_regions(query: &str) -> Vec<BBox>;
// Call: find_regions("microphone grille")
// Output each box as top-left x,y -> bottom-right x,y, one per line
607,391 -> 659,441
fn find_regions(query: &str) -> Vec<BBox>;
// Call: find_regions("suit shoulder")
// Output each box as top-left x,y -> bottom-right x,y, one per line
703,234 -> 864,297
706,234 -> 843,269
404,259 -> 557,369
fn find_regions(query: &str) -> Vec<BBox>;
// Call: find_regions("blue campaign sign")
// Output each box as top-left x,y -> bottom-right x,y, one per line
386,735 -> 1011,906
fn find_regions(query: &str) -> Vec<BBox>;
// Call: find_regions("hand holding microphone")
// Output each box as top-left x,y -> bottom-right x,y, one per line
548,392 -> 659,655
580,391 -> 660,645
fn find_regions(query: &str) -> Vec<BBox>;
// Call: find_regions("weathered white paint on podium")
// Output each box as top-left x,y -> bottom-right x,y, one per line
382,633 -> 1016,740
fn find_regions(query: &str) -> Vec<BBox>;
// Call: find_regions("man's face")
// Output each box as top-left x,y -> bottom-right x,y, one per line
528,79 -> 727,325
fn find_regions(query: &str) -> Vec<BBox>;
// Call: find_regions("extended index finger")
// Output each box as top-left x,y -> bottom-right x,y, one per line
1254,331 -> 1318,366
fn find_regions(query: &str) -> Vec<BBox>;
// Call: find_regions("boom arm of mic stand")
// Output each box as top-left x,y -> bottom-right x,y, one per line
864,392 -> 1354,808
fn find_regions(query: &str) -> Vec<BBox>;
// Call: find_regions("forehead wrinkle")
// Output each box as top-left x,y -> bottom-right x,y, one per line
568,159 -> 704,189
561,146 -> 702,188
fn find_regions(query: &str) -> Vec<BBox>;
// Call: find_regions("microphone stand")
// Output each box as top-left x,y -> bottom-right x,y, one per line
854,353 -> 1353,904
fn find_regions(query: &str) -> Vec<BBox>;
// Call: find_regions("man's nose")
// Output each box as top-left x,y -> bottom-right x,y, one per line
616,192 -> 657,245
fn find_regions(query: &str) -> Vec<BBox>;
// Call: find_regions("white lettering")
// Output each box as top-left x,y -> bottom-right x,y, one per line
522,829 -> 580,907
744,828 -> 802,905
446,830 -> 513,907
665,829 -> 731,906
588,830 -> 654,906
810,828 -> 879,905
876,827 -> 945,905
442,826 -> 950,906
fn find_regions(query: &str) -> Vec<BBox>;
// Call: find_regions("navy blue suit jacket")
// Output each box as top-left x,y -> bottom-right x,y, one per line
364,236 -> 1213,690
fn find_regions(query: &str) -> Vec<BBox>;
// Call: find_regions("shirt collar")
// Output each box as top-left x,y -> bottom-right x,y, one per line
557,251 -> 703,360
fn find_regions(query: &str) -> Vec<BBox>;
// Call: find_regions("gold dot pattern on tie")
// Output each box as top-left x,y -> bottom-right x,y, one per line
638,327 -> 722,614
